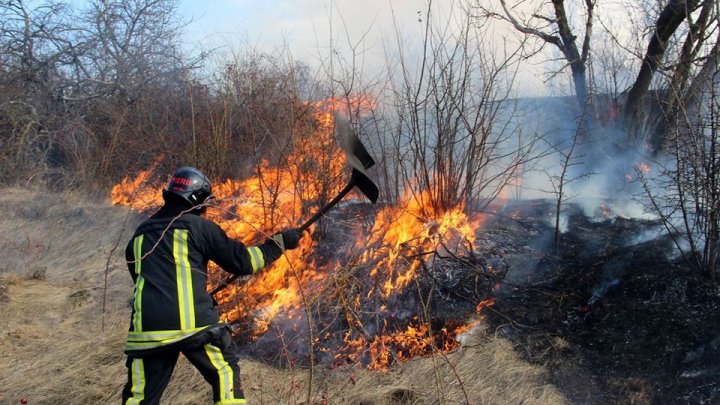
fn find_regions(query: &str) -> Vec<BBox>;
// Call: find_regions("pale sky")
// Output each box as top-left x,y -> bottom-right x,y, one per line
176,1 -> 545,95
175,1 -> 637,98
177,0 -> 429,59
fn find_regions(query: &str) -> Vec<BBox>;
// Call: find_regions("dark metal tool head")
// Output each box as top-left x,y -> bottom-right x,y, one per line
335,113 -> 375,170
334,113 -> 379,203
350,167 -> 379,204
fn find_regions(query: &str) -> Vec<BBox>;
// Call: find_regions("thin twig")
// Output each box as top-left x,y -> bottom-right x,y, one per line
102,205 -> 134,332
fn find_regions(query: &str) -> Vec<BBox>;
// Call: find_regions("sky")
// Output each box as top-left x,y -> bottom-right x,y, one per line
177,0 -> 432,59
174,1 -> 639,98
176,0 -> 554,96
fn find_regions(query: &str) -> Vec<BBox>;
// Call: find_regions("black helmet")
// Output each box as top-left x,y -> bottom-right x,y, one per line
162,166 -> 214,209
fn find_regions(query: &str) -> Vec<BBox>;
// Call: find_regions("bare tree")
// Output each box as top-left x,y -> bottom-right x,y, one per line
475,0 -> 595,108
0,0 -> 90,184
80,0 -> 196,103
0,0 -> 87,88
623,0 -> 705,140
665,0 -> 716,111
373,2 -> 538,215
640,66 -> 720,287
542,102 -> 595,249
683,33 -> 720,117
0,0 -> 208,188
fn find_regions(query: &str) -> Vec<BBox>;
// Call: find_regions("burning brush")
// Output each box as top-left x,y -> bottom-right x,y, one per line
112,106 -> 494,369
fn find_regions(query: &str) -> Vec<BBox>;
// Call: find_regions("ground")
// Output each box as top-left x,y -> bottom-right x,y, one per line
1,188 -> 718,404
478,200 -> 720,404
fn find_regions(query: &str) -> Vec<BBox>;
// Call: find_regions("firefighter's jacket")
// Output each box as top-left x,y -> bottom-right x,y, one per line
124,202 -> 283,355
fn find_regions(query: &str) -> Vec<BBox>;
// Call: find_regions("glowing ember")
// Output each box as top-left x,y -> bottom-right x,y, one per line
475,296 -> 496,313
336,319 -> 471,369
600,202 -> 613,218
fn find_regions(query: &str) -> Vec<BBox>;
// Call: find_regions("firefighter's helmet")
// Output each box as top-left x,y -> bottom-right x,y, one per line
162,166 -> 214,209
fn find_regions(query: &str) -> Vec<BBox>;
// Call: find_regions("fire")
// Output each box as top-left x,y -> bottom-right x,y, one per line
361,190 -> 482,296
336,319 -> 471,369
309,95 -> 377,120
111,96 -> 493,369
625,162 -> 651,182
110,158 -> 164,208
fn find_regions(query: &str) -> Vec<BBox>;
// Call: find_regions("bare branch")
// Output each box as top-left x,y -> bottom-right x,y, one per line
498,0 -> 565,51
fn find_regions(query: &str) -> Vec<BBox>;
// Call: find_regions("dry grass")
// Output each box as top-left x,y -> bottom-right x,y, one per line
0,278 -> 125,404
0,187 -> 568,404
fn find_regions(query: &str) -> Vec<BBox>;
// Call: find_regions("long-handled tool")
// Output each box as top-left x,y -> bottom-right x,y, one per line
210,116 -> 379,296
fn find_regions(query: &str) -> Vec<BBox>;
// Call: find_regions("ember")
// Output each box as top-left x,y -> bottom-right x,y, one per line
636,162 -> 650,174
599,202 -> 613,218
112,99 -> 493,368
476,296 -> 496,312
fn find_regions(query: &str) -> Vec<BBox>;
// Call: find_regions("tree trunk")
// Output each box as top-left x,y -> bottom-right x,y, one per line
495,0 -> 592,110
681,33 -> 720,118
552,0 -> 588,106
667,0 -> 713,109
623,0 -> 701,140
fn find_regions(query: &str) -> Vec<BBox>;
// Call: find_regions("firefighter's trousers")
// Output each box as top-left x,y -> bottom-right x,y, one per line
122,326 -> 246,405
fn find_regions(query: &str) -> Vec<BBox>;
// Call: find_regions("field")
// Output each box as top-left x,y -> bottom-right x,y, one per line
2,187 -> 719,404
0,188 -> 566,404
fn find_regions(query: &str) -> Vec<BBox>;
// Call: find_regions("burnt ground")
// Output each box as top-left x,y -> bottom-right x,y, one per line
478,200 -> 720,404
231,197 -> 719,404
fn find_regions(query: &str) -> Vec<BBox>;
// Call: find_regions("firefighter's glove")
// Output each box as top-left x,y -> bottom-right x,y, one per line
273,228 -> 303,251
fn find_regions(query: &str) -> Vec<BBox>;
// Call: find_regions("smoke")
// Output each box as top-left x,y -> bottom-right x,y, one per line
544,212 -> 569,234
508,96 -> 662,222
624,224 -> 665,247
588,256 -> 627,305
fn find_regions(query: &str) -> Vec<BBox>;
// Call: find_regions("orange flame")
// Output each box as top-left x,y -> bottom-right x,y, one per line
110,158 -> 164,208
625,162 -> 651,182
361,190 -> 482,296
336,319 -> 471,369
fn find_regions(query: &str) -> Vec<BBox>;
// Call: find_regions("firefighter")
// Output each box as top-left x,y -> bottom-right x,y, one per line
121,166 -> 303,404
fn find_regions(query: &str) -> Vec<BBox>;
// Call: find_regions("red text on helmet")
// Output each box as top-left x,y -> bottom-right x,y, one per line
172,177 -> 192,187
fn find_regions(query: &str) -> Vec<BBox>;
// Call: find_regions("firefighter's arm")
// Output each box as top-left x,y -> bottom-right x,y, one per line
200,220 -> 303,276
